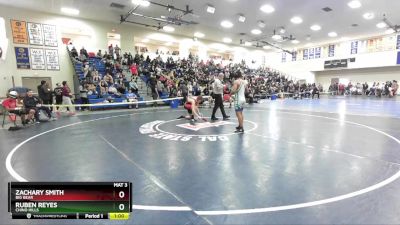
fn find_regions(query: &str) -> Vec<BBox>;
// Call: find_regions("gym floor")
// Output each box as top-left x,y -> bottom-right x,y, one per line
1,96 -> 400,225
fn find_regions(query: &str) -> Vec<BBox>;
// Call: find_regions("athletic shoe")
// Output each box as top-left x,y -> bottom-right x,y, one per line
50,117 -> 57,121
36,121 -> 41,124
211,117 -> 219,121
223,116 -> 230,120
177,115 -> 185,119
234,128 -> 244,133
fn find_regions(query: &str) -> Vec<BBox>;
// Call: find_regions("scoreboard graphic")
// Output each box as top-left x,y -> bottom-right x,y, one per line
8,182 -> 132,220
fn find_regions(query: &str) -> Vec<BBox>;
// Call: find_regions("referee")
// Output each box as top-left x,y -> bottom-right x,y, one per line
211,73 -> 230,121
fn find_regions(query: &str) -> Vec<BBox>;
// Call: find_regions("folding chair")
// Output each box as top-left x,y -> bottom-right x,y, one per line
1,104 -> 17,128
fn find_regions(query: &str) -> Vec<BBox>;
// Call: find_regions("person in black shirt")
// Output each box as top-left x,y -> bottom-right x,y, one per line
24,90 -> 54,123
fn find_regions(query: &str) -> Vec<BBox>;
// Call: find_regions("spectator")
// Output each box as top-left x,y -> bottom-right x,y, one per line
2,91 -> 29,125
62,81 -> 75,115
23,90 -> 54,123
53,83 -> 63,111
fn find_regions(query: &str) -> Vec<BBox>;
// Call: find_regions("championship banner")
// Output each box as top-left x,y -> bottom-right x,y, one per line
42,24 -> 58,47
30,48 -> 45,70
10,20 -> 28,44
0,17 -> 8,61
45,49 -> 60,70
328,44 -> 335,57
397,35 -> 400,50
315,47 -> 321,59
27,22 -> 44,45
351,41 -> 358,54
281,52 -> 286,63
303,49 -> 309,60
309,48 -> 315,59
14,47 -> 30,69
292,51 -> 297,61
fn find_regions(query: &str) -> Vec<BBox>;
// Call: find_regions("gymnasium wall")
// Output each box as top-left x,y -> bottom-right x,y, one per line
315,66 -> 400,90
0,5 -> 271,97
265,36 -> 400,87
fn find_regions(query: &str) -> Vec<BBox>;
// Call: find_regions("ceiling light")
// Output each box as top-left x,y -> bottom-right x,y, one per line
194,32 -> 205,38
272,34 -> 282,40
258,21 -> 266,28
163,26 -> 175,32
348,0 -> 362,9
291,40 -> 300,44
263,45 -> 271,50
385,28 -> 395,34
244,42 -> 252,46
310,25 -> 321,31
223,37 -> 232,43
376,22 -> 387,28
306,35 -> 312,41
61,7 -> 80,15
363,12 -> 375,20
142,38 -> 149,43
221,20 -> 234,28
328,32 -> 338,37
251,29 -> 262,35
238,15 -> 246,23
290,16 -> 303,24
260,4 -> 275,13
206,5 -> 215,14
132,0 -> 150,7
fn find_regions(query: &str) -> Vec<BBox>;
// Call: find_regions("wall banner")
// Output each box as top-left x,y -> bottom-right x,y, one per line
27,22 -> 44,45
15,47 -> 30,69
315,47 -> 321,59
30,48 -> 46,70
397,35 -> 400,50
45,49 -> 60,70
292,51 -> 297,61
309,48 -> 315,59
351,41 -> 358,54
10,20 -> 28,44
328,44 -> 335,57
303,49 -> 309,60
42,24 -> 58,47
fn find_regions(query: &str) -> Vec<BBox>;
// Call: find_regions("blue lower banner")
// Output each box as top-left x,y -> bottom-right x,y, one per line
397,52 -> 400,65
15,47 -> 30,69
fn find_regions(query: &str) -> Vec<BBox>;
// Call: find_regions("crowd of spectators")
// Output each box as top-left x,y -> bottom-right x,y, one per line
329,81 -> 398,97
68,44 -> 328,105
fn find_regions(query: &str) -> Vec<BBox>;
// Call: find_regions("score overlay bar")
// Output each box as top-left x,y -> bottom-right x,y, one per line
8,182 -> 132,220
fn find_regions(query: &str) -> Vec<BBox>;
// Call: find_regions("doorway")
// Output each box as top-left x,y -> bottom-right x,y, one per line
21,77 -> 52,93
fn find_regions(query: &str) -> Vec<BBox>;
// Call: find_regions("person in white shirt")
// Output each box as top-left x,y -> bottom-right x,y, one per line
211,73 -> 230,121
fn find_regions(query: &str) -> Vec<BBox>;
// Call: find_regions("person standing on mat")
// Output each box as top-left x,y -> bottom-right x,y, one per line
230,71 -> 247,133
211,73 -> 230,121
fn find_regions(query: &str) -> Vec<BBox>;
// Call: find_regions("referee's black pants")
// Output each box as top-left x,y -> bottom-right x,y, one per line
211,94 -> 227,119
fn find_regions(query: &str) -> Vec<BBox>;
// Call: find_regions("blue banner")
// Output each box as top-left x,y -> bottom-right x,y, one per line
397,51 -> 400,64
14,47 -> 30,69
351,41 -> 358,54
328,45 -> 335,57
292,51 -> 297,61
309,48 -> 315,59
303,49 -> 309,60
315,47 -> 321,58
397,35 -> 400,50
